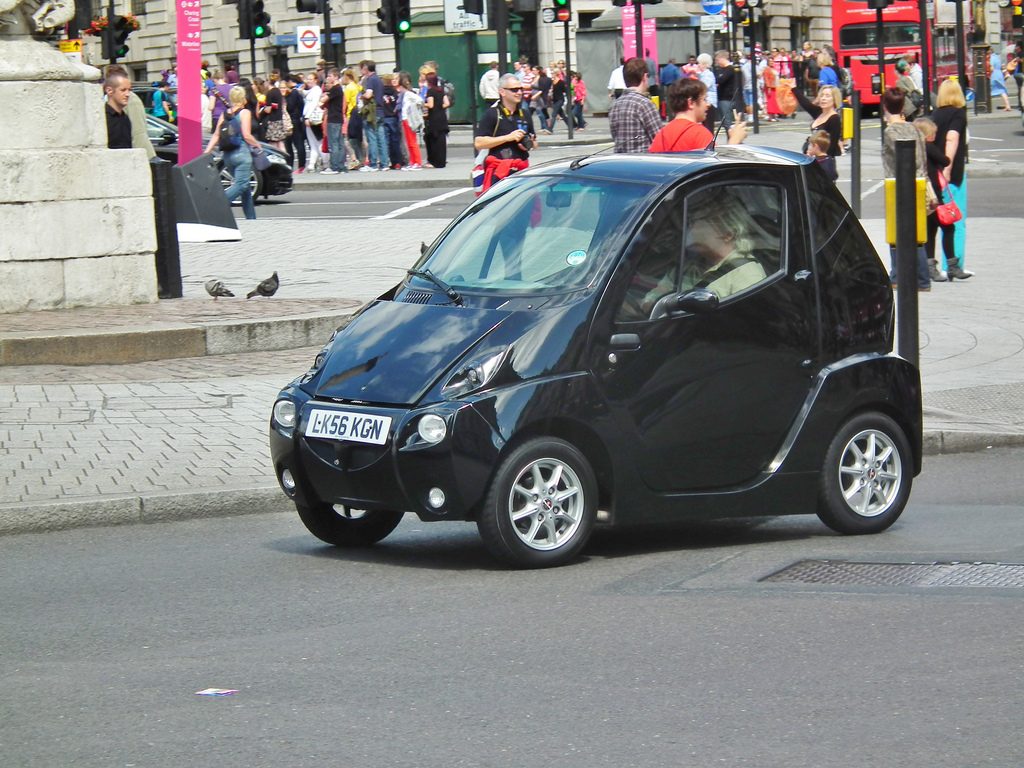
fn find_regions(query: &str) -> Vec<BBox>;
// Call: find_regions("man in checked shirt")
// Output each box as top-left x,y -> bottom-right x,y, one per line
608,57 -> 662,153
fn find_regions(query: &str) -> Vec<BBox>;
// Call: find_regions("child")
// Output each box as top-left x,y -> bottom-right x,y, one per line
805,131 -> 837,181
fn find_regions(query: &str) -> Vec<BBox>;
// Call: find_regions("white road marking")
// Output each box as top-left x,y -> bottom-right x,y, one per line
968,136 -> 1003,142
373,187 -> 472,220
861,179 -> 886,200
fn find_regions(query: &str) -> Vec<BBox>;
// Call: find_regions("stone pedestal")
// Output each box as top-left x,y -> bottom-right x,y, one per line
0,39 -> 158,313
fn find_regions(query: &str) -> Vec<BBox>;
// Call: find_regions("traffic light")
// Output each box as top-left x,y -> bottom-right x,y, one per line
376,0 -> 393,34
463,0 -> 483,14
101,19 -> 115,60
1014,0 -> 1023,29
553,0 -> 570,22
113,15 -> 132,58
295,0 -> 325,10
252,0 -> 271,38
238,0 -> 252,39
394,0 -> 411,33
732,0 -> 750,24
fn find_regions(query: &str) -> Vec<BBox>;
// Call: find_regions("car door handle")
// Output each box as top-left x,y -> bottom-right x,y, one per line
610,333 -> 641,351
792,269 -> 813,283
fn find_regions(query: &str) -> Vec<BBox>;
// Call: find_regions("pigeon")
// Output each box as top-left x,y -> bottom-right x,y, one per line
247,271 -> 279,299
204,279 -> 234,299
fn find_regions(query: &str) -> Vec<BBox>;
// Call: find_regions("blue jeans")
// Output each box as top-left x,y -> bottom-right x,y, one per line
365,122 -> 389,169
383,116 -> 402,166
326,121 -> 346,172
572,102 -> 586,128
223,147 -> 256,220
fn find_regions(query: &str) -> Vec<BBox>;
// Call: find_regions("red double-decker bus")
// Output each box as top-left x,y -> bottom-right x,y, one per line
832,0 -> 967,106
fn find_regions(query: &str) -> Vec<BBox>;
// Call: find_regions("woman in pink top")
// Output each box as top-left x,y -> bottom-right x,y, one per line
571,71 -> 587,130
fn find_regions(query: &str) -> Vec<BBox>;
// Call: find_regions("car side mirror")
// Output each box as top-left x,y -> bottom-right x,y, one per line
648,288 -> 719,320
160,131 -> 176,145
675,288 -> 720,314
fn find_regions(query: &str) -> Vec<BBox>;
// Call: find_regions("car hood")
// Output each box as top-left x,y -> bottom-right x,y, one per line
312,301 -> 513,405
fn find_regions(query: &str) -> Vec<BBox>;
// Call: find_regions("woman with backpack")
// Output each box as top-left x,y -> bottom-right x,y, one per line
204,85 -> 261,220
398,71 -> 424,170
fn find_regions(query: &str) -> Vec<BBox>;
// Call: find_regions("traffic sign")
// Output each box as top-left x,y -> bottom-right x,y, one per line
444,0 -> 487,31
296,24 -> 319,53
699,13 -> 725,30
700,0 -> 725,14
542,6 -> 556,21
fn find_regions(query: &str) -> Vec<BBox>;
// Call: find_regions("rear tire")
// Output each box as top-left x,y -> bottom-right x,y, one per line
296,503 -> 403,547
477,437 -> 598,568
817,412 -> 912,534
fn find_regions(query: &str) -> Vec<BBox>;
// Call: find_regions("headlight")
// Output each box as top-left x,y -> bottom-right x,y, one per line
441,347 -> 509,400
273,399 -> 297,428
417,414 -> 448,444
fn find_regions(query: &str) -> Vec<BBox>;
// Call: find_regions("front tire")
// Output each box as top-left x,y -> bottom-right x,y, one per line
817,412 -> 913,534
296,503 -> 403,547
477,437 -> 598,568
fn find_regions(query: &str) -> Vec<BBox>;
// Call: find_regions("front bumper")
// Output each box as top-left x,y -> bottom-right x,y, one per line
269,388 -> 503,521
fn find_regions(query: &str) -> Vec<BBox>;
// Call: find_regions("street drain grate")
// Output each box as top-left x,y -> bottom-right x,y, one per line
762,560 -> 1024,589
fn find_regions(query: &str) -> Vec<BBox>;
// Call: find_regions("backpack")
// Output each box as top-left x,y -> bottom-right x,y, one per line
218,113 -> 242,151
439,76 -> 455,106
837,66 -> 853,98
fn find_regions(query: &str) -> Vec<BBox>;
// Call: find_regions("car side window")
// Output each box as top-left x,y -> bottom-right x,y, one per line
616,182 -> 783,322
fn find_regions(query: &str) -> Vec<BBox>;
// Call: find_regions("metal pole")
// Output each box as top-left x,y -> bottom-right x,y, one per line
750,7 -> 759,135
876,7 -> 885,151
564,17 -> 573,139
322,1 -> 333,67
468,30 -> 479,137
894,139 -> 919,367
494,0 -> 508,75
150,160 -> 182,299
394,29 -> 402,71
917,0 -> 931,113
250,37 -> 257,79
106,0 -> 116,64
954,0 -> 966,87
850,89 -> 861,217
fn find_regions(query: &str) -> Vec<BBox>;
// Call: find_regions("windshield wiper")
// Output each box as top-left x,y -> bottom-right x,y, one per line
406,268 -> 464,306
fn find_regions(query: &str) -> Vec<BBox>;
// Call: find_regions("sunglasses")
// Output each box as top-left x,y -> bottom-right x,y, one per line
503,86 -> 523,92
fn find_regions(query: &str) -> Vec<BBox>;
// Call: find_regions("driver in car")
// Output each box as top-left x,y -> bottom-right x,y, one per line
680,196 -> 766,298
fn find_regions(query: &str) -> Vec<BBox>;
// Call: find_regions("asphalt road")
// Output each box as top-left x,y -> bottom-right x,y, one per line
2,448 -> 1023,767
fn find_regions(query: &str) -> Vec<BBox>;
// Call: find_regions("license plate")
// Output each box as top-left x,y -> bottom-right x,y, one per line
305,409 -> 392,446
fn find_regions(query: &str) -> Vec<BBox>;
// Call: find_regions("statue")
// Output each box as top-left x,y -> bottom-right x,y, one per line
0,0 -> 74,36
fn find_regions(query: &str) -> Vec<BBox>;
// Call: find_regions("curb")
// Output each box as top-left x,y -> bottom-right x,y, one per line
0,486 -> 285,536
4,429 -> 1023,537
0,307 -> 359,367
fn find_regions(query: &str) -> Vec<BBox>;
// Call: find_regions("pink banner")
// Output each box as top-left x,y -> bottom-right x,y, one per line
621,3 -> 658,66
176,0 -> 202,164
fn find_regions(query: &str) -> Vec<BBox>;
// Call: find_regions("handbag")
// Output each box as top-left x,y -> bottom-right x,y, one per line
935,173 -> 961,226
250,145 -> 271,171
281,108 -> 293,137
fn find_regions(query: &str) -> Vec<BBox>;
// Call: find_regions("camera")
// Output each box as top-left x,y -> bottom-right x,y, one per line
520,135 -> 533,151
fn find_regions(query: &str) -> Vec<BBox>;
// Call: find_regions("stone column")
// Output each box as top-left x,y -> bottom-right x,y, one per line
0,38 -> 158,313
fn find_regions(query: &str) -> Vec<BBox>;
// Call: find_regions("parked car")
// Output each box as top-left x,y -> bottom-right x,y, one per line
144,115 -> 293,199
269,148 -> 922,568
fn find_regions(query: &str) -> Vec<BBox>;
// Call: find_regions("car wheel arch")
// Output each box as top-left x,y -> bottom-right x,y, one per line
476,416 -> 615,520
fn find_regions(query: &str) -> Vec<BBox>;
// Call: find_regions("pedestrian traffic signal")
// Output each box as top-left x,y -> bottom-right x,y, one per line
238,0 -> 253,39
395,0 -> 411,33
376,0 -> 393,34
252,0 -> 272,38
113,15 -> 133,58
296,0 -> 325,11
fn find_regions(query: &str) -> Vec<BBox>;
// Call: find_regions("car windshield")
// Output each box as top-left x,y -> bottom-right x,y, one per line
417,174 -> 651,294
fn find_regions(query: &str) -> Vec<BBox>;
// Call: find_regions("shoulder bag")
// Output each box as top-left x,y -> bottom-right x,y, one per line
935,172 -> 961,227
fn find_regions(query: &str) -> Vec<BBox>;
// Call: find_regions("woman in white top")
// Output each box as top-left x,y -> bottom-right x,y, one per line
302,73 -> 324,172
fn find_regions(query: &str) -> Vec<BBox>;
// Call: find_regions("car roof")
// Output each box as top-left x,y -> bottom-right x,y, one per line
525,145 -> 812,185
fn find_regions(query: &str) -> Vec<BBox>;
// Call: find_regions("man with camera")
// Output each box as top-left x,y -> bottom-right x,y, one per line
474,74 -> 537,194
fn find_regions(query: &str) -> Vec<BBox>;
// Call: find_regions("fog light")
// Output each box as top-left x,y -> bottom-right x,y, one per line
427,487 -> 446,509
417,414 -> 447,444
280,468 -> 296,492
273,399 -> 297,428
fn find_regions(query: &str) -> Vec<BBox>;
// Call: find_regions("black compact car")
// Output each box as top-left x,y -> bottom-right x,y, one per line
269,148 -> 922,568
145,115 -> 293,199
